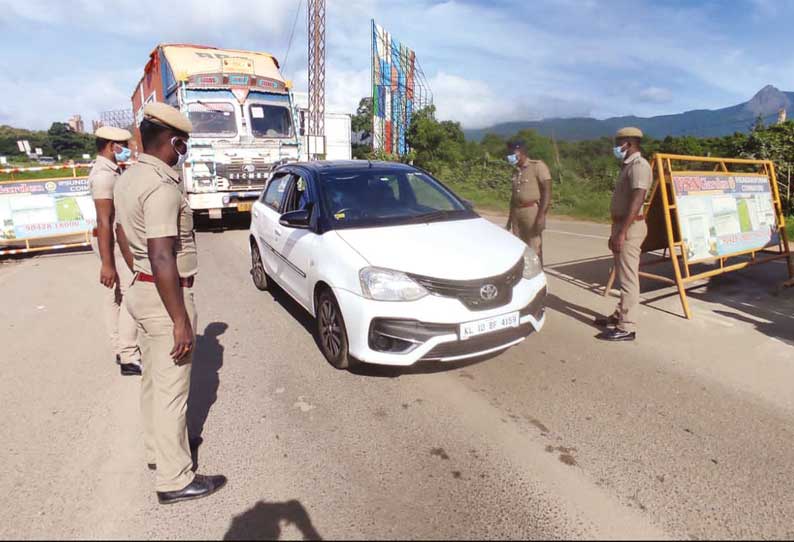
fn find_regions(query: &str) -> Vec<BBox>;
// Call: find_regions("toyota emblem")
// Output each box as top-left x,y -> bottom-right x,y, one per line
244,164 -> 256,174
480,283 -> 498,300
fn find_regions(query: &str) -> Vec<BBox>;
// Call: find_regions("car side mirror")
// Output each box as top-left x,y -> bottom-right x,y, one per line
279,209 -> 311,229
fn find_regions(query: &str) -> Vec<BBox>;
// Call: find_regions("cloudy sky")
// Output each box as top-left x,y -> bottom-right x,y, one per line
1,0 -> 793,130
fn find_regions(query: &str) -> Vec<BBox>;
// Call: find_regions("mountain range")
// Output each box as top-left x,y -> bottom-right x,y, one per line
464,85 -> 794,141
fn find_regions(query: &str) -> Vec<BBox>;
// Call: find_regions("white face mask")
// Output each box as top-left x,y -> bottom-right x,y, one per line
613,144 -> 628,161
171,136 -> 188,170
175,151 -> 187,170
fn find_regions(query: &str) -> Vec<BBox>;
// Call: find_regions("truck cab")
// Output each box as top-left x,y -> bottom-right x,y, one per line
182,90 -> 299,217
131,44 -> 301,220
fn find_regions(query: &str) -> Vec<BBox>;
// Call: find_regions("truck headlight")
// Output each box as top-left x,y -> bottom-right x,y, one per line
523,247 -> 542,279
359,267 -> 428,302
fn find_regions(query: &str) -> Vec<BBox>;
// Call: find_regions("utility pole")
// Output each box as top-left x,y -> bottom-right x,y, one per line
307,0 -> 326,160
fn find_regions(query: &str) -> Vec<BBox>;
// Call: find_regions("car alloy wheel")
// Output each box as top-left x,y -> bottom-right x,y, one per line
250,241 -> 269,291
316,289 -> 354,370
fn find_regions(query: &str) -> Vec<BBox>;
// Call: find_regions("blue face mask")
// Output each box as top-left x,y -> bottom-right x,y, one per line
613,145 -> 627,161
506,153 -> 518,165
114,146 -> 132,162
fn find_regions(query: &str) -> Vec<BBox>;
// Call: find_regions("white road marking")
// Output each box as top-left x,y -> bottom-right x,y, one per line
546,228 -> 610,241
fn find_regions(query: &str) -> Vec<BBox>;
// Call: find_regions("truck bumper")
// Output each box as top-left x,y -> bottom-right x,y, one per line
188,191 -> 262,215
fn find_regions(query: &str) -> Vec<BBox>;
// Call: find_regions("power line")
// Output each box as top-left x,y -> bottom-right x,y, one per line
281,0 -> 303,76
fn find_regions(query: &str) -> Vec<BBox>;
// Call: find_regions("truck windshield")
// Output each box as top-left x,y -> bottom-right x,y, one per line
187,102 -> 237,136
249,104 -> 293,138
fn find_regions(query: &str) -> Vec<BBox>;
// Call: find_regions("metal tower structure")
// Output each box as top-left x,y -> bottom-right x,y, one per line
371,21 -> 433,157
97,109 -> 135,131
307,0 -> 326,158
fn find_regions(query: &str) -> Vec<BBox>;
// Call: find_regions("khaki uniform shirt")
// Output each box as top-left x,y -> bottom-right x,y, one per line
610,152 -> 652,220
114,154 -> 197,277
511,159 -> 551,207
89,156 -> 119,200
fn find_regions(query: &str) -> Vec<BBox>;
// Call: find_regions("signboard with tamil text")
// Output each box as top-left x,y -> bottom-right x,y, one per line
671,173 -> 779,262
0,177 -> 96,244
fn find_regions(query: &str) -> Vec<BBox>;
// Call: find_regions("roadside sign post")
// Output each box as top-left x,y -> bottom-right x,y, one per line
604,153 -> 793,319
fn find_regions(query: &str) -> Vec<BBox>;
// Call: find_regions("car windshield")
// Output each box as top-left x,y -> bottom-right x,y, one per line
319,168 -> 476,229
249,103 -> 293,138
186,102 -> 237,136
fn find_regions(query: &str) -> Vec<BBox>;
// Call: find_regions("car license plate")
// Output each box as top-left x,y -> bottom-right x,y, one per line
237,201 -> 253,212
460,311 -> 519,340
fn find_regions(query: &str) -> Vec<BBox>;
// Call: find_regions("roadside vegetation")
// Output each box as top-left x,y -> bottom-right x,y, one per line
351,99 -> 794,229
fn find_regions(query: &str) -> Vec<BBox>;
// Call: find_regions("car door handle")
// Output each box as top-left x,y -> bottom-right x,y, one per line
274,228 -> 282,238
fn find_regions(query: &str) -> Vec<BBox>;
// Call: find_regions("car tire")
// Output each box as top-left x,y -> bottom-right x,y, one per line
250,241 -> 269,291
316,288 -> 356,370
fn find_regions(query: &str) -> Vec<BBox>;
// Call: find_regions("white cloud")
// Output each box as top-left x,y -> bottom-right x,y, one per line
638,87 -> 673,104
0,0 -> 298,43
2,0 -> 794,131
429,72 -> 534,128
0,69 -> 138,129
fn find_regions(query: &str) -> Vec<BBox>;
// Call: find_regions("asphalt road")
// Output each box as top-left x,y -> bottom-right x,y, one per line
2,216 -> 794,540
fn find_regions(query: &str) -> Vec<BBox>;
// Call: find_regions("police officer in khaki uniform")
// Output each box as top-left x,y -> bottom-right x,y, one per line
596,127 -> 652,341
89,126 -> 141,376
505,141 -> 552,263
114,102 -> 226,504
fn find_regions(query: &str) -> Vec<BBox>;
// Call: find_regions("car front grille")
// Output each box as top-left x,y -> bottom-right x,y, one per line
408,258 -> 524,311
420,322 -> 534,361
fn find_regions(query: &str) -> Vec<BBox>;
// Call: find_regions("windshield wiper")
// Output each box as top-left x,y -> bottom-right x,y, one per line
411,210 -> 453,223
193,100 -> 226,112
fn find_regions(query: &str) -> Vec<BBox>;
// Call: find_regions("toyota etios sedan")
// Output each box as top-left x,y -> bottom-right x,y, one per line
249,161 -> 546,369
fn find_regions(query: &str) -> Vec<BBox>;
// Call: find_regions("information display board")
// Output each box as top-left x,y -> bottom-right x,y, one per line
0,177 -> 96,246
603,154 -> 792,320
672,173 -> 778,262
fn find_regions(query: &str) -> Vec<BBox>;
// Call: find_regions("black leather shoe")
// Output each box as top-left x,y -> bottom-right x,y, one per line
157,474 -> 227,505
597,328 -> 636,342
148,463 -> 157,471
120,363 -> 142,376
594,314 -> 620,327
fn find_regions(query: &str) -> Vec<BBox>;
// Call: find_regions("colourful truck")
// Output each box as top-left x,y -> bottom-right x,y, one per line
131,44 -> 301,220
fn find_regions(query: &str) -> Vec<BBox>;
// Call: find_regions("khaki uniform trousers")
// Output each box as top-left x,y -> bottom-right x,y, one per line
512,205 -> 543,260
91,237 -> 140,364
611,220 -> 647,333
125,280 -> 197,492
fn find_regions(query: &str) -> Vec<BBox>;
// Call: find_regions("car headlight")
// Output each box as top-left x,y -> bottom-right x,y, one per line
523,247 -> 542,279
359,267 -> 428,302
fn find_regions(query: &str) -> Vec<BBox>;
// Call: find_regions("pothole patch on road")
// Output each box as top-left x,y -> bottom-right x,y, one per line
293,397 -> 315,412
545,445 -> 578,466
429,447 -> 450,460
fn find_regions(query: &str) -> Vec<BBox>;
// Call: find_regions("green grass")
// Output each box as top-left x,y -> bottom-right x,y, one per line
0,167 -> 90,182
451,182 -> 612,222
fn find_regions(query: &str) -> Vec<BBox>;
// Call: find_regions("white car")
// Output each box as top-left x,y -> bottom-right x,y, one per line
249,161 -> 547,369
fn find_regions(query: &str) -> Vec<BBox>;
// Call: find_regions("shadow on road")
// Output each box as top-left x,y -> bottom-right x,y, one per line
224,500 -> 323,541
188,321 -> 228,471
691,266 -> 794,344
544,293 -> 603,328
266,281 -> 316,336
548,250 -> 794,342
195,212 -> 252,233
349,353 -> 497,378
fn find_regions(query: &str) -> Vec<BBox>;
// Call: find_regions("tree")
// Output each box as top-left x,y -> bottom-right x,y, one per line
47,122 -> 93,158
351,97 -> 373,135
406,105 -> 466,168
